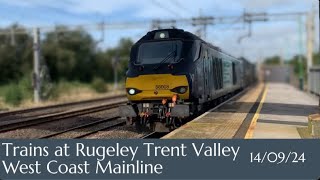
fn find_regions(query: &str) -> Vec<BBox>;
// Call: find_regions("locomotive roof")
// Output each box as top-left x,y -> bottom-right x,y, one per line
138,28 -> 202,41
137,28 -> 242,62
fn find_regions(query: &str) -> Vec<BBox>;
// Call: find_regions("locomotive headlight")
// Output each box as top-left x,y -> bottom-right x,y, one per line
179,87 -> 187,94
127,88 -> 142,95
128,89 -> 135,95
170,86 -> 188,94
159,33 -> 166,38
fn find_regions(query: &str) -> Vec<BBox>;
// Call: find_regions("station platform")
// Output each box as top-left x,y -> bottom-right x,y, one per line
163,83 -> 319,139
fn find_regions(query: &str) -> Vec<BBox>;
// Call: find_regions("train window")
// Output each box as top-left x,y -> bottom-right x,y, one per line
201,45 -> 208,60
218,58 -> 223,89
209,57 -> 213,89
201,48 -> 205,59
193,44 -> 201,62
232,62 -> 237,85
136,41 -> 182,64
213,57 -> 218,90
185,41 -> 198,61
204,49 -> 209,59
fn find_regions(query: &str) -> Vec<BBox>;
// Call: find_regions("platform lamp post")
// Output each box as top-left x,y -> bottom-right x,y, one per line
318,1 -> 320,109
306,8 -> 316,94
298,16 -> 304,91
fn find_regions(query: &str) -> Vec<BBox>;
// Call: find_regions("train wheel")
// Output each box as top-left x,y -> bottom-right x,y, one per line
135,116 -> 150,132
173,118 -> 182,129
126,117 -> 134,125
135,116 -> 144,131
197,104 -> 203,113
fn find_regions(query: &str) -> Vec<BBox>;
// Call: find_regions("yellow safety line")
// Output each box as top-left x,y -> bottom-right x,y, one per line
245,84 -> 268,139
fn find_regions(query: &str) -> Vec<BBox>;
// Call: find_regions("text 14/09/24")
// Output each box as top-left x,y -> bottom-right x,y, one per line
250,152 -> 306,164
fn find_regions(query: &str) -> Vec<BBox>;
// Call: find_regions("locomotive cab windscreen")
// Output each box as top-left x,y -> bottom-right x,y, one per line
136,41 -> 183,65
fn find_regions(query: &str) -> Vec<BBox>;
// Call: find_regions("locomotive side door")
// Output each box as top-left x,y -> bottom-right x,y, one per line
203,48 -> 210,101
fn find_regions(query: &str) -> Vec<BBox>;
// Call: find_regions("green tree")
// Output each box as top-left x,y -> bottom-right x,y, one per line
42,26 -> 97,82
0,24 -> 134,87
263,56 -> 281,65
94,38 -> 133,82
93,51 -> 114,82
116,38 -> 133,81
0,25 -> 33,84
288,55 -> 307,77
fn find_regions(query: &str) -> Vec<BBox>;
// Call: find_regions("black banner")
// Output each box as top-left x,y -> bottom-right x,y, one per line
0,140 -> 319,179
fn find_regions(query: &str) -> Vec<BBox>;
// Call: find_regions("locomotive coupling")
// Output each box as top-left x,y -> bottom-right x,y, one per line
118,103 -> 190,118
170,104 -> 189,117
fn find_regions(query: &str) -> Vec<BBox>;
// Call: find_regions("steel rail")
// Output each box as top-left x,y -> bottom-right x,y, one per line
0,100 -> 126,133
0,94 -> 126,118
39,116 -> 121,139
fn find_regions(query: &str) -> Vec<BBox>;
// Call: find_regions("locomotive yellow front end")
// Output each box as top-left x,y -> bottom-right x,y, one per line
126,74 -> 189,101
120,74 -> 191,132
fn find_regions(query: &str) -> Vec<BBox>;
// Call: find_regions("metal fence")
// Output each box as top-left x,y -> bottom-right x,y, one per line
310,67 -> 320,96
262,65 -> 293,83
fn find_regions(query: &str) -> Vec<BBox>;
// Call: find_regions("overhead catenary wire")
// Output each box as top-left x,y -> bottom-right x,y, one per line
171,0 -> 193,14
151,0 -> 183,18
0,11 -> 310,36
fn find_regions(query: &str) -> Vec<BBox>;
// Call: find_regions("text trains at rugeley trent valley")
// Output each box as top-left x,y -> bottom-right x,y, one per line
1,142 -> 240,175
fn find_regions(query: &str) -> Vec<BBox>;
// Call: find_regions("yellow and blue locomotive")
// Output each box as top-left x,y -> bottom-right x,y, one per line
119,28 -> 254,132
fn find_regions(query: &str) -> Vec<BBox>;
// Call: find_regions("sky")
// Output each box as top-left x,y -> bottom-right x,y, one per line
0,0 -> 318,62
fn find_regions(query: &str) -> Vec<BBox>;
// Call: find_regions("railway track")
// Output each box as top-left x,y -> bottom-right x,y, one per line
73,120 -> 126,139
41,120 -> 157,139
0,100 -> 127,133
39,116 -> 126,139
140,132 -> 168,139
37,90 -> 245,140
0,94 -> 126,121
0,88 -> 248,140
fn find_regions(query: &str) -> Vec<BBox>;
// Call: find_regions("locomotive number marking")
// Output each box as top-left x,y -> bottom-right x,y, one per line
155,85 -> 169,90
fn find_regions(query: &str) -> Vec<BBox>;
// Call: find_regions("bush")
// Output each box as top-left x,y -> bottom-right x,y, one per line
18,75 -> 33,99
46,81 -> 76,100
46,83 -> 60,100
91,77 -> 107,93
4,85 -> 23,106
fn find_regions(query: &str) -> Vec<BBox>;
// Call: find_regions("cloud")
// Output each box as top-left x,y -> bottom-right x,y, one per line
212,21 -> 309,61
0,0 -> 74,9
1,0 -> 315,20
0,0 -> 138,17
237,0 -> 317,16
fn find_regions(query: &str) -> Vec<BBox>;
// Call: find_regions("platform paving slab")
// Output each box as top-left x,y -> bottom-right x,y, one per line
163,84 -> 264,139
252,83 -> 319,139
164,83 -> 319,139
